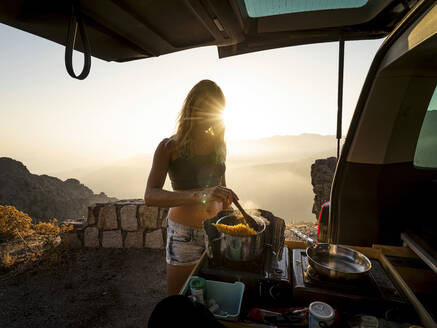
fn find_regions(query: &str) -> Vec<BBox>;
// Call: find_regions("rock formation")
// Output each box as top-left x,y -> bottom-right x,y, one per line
311,157 -> 336,220
0,157 -> 117,221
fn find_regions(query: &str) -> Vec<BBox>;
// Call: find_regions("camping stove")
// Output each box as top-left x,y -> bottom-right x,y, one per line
199,246 -> 292,303
292,249 -> 412,317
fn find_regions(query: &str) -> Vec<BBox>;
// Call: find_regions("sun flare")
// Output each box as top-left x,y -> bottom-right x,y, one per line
222,95 -> 270,141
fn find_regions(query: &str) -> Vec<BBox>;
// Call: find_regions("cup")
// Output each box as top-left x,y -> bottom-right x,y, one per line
309,301 -> 335,328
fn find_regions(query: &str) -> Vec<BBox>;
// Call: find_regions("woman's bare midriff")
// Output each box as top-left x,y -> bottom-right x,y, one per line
168,188 -> 224,229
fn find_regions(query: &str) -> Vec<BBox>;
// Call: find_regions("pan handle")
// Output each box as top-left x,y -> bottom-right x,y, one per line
290,228 -> 315,246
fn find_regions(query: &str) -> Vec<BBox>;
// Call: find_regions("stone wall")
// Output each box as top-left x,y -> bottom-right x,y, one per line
61,199 -> 168,249
311,157 -> 337,220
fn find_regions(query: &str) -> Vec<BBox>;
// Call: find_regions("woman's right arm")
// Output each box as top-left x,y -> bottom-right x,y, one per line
144,139 -> 199,207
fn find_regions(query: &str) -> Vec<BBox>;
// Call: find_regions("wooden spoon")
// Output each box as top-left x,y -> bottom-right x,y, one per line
232,197 -> 259,231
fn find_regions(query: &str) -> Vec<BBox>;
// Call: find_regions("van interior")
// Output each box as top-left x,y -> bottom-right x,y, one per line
1,1 -> 436,327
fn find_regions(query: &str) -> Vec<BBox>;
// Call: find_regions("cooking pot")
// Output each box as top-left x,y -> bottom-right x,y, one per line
291,229 -> 372,280
215,214 -> 266,262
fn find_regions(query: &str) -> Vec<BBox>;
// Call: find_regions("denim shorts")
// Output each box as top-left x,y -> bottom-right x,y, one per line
166,218 -> 206,266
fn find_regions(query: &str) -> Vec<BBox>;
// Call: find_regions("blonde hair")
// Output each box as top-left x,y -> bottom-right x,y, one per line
171,80 -> 226,162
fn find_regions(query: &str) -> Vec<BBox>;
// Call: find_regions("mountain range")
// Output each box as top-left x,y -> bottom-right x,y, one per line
0,158 -> 117,222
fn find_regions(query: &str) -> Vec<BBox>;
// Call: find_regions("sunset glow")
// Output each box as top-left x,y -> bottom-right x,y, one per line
222,87 -> 287,140
222,96 -> 261,140
0,22 -> 383,174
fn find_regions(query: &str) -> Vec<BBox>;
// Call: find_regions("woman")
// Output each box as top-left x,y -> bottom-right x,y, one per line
144,80 -> 237,295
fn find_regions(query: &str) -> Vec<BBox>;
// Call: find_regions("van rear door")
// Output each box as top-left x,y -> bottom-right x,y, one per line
0,0 -> 420,62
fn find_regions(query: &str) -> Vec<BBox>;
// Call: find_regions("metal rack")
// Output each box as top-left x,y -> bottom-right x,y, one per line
401,232 -> 437,275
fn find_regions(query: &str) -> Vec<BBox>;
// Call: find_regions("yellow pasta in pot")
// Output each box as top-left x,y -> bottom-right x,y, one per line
212,223 -> 257,236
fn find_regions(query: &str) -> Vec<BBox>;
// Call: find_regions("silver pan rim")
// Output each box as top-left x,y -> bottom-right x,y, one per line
306,242 -> 372,275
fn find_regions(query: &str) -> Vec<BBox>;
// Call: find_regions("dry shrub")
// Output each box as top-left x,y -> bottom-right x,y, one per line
0,205 -> 33,242
0,206 -> 74,271
0,250 -> 16,270
32,219 -> 74,267
33,218 -> 74,249
33,218 -> 73,236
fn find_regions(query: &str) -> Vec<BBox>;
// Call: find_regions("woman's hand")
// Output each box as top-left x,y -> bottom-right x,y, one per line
194,186 -> 238,206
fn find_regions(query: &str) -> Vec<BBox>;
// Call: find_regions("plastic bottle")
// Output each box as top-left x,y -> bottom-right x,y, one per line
189,277 -> 207,305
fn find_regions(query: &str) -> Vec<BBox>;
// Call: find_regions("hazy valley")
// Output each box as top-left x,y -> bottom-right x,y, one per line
51,134 -> 339,223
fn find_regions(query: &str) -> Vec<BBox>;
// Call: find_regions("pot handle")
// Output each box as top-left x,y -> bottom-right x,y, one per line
306,237 -> 315,247
290,228 -> 315,246
206,235 -> 225,259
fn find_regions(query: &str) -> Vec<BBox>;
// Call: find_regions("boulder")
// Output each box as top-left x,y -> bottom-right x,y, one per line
139,205 -> 159,230
311,157 -> 336,220
102,230 -> 123,248
145,229 -> 164,249
120,205 -> 138,231
124,231 -> 144,248
98,205 -> 118,230
84,226 -> 99,247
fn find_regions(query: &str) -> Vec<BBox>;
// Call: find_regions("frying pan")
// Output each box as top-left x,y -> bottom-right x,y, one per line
290,229 -> 372,280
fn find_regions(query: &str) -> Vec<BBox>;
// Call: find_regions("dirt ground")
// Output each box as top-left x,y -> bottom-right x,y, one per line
0,246 -> 167,328
0,223 -> 317,328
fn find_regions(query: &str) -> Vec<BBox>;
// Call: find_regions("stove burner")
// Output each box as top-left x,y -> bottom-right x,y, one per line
292,249 -> 409,313
302,255 -> 376,295
199,246 -> 291,294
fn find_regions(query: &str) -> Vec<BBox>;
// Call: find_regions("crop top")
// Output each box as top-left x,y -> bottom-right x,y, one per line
168,150 -> 226,190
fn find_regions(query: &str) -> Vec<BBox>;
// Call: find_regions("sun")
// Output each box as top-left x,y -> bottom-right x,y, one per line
223,102 -> 264,140
222,95 -> 269,141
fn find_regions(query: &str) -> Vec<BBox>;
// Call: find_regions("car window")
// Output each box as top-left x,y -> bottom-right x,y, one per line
244,0 -> 368,17
414,85 -> 437,168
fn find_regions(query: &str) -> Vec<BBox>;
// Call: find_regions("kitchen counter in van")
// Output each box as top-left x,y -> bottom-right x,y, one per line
180,241 -> 436,328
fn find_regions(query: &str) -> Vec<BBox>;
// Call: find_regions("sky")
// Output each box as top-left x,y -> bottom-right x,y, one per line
0,23 -> 384,174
